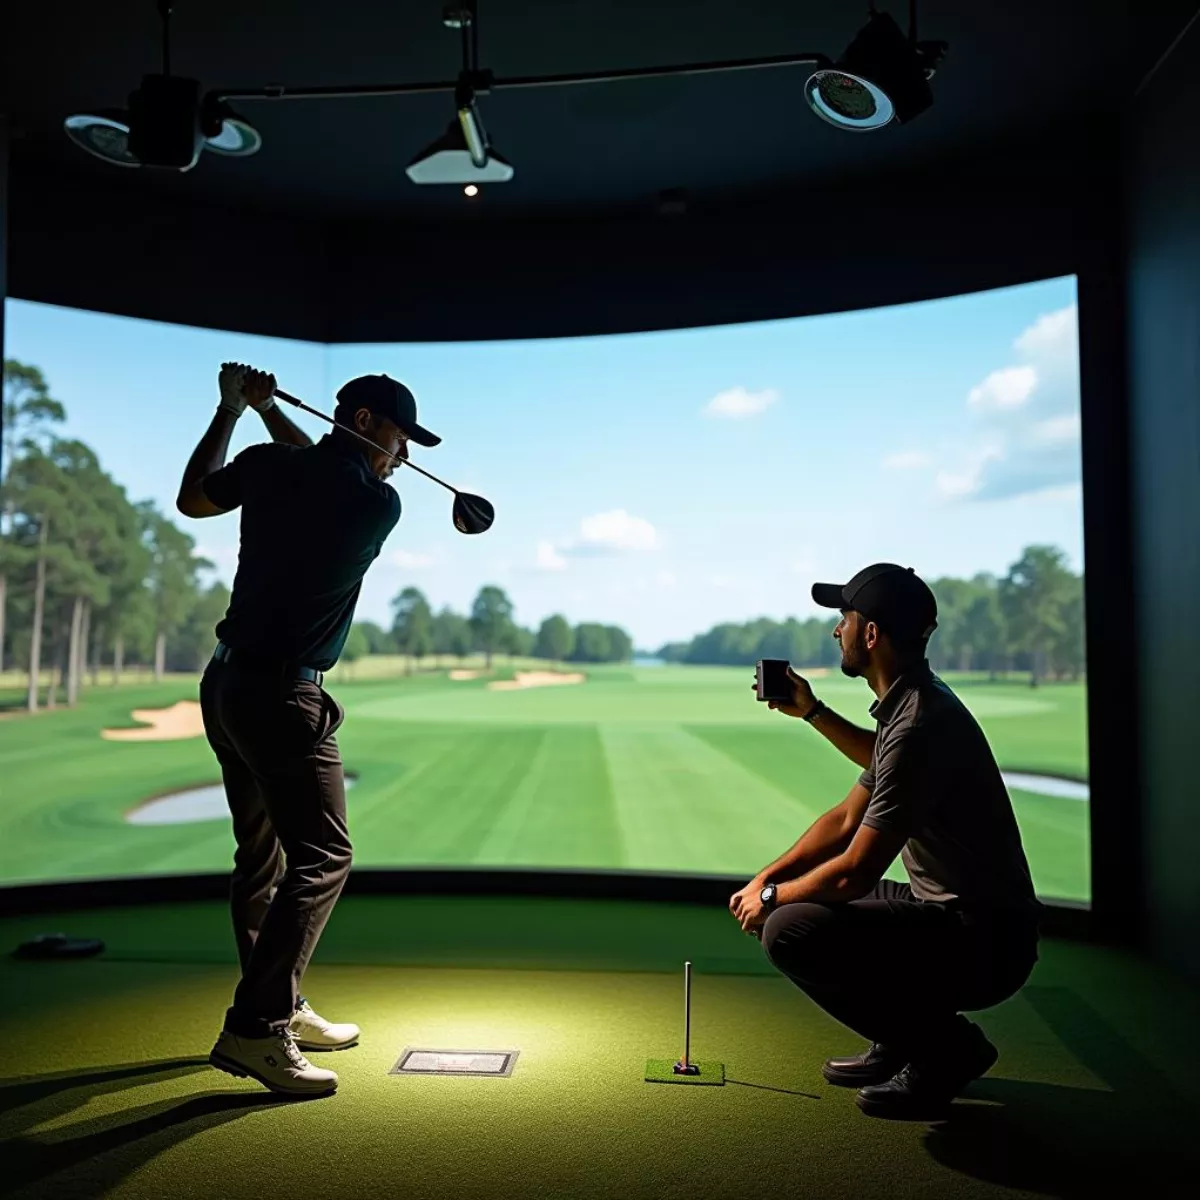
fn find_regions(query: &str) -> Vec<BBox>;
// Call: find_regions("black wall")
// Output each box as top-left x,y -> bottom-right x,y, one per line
10,121 -> 1113,343
1126,22 -> 1200,985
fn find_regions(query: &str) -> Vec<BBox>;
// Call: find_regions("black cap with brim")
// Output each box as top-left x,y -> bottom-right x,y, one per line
811,563 -> 938,641
336,374 -> 441,447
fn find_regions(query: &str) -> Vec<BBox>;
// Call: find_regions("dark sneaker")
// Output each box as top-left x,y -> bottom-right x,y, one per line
855,1024 -> 999,1121
822,1043 -> 907,1088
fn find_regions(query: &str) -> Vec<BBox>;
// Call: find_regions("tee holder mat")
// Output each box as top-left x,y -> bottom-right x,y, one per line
645,961 -> 725,1086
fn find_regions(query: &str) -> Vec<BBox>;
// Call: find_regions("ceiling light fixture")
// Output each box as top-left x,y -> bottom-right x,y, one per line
64,2 -> 946,183
804,2 -> 948,132
62,2 -> 261,170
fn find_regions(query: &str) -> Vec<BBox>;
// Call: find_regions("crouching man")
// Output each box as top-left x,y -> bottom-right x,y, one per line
730,564 -> 1041,1120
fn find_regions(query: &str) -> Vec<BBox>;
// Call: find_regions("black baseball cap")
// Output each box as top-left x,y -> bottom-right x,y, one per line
812,563 -> 938,642
335,374 -> 441,447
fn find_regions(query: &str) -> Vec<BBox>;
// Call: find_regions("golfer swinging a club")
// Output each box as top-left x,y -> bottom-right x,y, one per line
176,363 -> 440,1097
730,564 -> 1042,1121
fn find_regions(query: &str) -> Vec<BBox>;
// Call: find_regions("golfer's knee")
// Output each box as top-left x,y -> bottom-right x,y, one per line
761,903 -> 835,972
284,838 -> 352,890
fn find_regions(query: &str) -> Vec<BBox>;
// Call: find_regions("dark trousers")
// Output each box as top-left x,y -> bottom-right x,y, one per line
761,880 -> 1039,1066
199,659 -> 352,1038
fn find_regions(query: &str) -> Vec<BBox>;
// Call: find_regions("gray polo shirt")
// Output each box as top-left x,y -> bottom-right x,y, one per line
858,661 -> 1040,915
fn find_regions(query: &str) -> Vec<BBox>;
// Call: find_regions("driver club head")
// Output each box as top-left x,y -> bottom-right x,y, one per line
453,492 -> 495,535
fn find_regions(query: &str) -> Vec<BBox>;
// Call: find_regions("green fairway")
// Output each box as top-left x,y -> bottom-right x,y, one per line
0,665 -> 1089,900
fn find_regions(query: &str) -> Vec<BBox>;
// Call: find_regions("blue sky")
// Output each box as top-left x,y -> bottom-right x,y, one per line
4,276 -> 1082,649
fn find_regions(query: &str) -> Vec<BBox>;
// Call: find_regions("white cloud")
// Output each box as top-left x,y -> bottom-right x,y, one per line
534,509 -> 661,572
535,540 -> 567,571
391,550 -> 435,568
967,366 -> 1038,412
655,569 -> 677,587
1030,413 -> 1081,446
935,446 -> 1004,499
1015,305 -> 1078,357
704,386 -> 780,418
883,450 -> 933,471
577,509 -> 659,551
938,302 -> 1082,503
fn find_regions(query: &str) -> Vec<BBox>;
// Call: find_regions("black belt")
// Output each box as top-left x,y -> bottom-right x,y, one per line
212,642 -> 323,685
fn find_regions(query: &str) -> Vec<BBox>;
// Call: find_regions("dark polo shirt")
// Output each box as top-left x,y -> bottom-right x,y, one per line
858,661 -> 1041,917
202,434 -> 400,670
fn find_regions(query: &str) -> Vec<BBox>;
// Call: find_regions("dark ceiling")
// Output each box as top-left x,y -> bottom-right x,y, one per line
4,0 -> 1192,227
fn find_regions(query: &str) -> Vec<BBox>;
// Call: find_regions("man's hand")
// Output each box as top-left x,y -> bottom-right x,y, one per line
750,665 -> 819,719
243,367 -> 278,412
218,362 -> 249,417
729,876 -> 769,938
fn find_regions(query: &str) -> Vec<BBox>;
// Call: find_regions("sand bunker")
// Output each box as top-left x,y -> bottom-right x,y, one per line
449,669 -> 483,681
487,671 -> 586,692
102,701 -> 205,742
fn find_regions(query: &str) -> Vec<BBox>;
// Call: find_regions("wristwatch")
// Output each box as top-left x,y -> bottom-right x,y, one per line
759,882 -> 778,910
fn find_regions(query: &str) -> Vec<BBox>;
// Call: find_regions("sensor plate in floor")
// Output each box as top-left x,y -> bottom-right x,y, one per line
391,1048 -> 519,1077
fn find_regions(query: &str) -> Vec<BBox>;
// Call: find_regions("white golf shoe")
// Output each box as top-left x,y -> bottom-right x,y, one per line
209,1028 -> 338,1097
288,999 -> 361,1051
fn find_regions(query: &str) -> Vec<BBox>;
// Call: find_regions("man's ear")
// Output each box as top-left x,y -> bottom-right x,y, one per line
864,620 -> 881,650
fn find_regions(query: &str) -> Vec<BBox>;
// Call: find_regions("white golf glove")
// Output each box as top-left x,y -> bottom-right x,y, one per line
218,362 -> 249,417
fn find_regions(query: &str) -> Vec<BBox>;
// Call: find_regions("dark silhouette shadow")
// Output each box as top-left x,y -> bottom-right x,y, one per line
0,1057 -> 300,1197
726,1078 -> 820,1099
0,1057 -> 211,1132
923,987 -> 1200,1197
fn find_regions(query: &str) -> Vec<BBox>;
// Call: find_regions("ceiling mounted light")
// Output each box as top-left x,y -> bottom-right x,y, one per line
64,110 -> 141,167
406,12 -> 513,185
406,81 -> 513,185
63,2 -> 261,171
804,4 -> 947,132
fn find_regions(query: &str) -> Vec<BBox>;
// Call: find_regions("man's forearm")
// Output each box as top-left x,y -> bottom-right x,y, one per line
805,704 -> 876,769
776,852 -> 871,906
259,404 -> 312,447
756,806 -> 857,886
180,409 -> 238,490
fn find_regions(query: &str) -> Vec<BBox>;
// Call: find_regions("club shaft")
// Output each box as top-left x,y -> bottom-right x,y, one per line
273,388 -> 457,494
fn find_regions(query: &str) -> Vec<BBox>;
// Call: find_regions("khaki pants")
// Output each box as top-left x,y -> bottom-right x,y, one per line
199,657 -> 352,1037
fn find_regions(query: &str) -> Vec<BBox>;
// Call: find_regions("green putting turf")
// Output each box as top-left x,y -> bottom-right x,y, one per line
0,665 -> 1089,900
1,895 -> 1197,1200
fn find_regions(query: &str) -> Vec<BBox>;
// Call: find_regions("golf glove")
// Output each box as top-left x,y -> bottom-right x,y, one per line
218,362 -> 249,417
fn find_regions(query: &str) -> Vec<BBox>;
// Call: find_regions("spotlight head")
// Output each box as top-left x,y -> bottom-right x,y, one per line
63,110 -> 139,167
199,96 -> 263,157
805,11 -> 943,132
127,74 -> 205,170
464,184 -> 480,197
66,89 -> 262,168
406,118 -> 514,185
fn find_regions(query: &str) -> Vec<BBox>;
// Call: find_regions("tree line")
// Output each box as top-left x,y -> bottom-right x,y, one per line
1,360 -> 226,711
344,585 -> 634,671
657,547 -> 1086,687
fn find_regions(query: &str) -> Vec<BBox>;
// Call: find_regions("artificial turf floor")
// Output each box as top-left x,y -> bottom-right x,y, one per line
2,895 -> 1198,1200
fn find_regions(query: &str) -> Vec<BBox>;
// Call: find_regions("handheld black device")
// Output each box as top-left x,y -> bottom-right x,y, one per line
756,658 -> 792,703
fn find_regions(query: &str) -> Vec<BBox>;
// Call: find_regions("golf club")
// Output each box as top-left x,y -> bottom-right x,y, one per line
272,387 -> 494,534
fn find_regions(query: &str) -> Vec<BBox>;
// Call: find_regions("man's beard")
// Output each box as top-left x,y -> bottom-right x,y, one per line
839,630 -> 870,678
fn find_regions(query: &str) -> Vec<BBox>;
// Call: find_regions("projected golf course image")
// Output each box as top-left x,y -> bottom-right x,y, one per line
1,274 -> 1090,903
0,662 -> 1089,899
